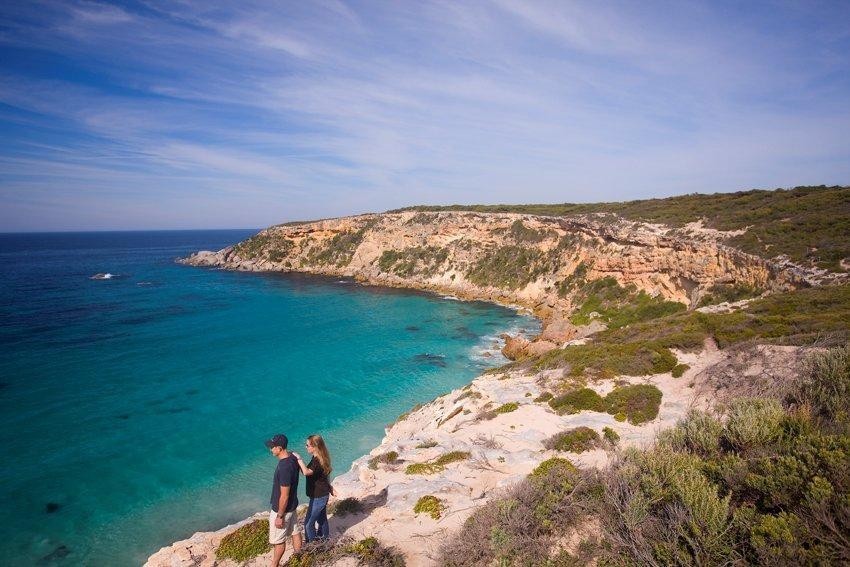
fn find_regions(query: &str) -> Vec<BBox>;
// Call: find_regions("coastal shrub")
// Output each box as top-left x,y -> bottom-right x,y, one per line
508,219 -> 549,243
395,186 -> 850,271
438,450 -> 590,566
599,284 -> 850,350
530,457 -> 577,480
534,391 -> 553,402
439,343 -> 850,566
671,363 -> 690,378
544,427 -> 601,453
453,389 -> 482,403
368,451 -> 400,470
603,384 -> 663,425
698,283 -> 763,307
330,497 -> 363,517
568,277 -> 686,329
415,440 -> 438,449
494,402 -> 519,414
435,451 -> 470,466
377,246 -> 449,277
532,340 -> 678,377
794,343 -> 850,426
216,519 -> 271,562
603,426 -> 620,445
670,410 -> 723,456
286,537 -> 406,567
413,495 -> 445,519
548,387 -> 605,414
724,398 -> 784,450
405,451 -> 470,475
466,245 -> 547,290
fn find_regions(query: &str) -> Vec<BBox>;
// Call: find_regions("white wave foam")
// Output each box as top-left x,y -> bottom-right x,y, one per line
90,272 -> 115,280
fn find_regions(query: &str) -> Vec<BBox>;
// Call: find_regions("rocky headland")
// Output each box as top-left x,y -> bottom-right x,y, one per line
152,194 -> 849,566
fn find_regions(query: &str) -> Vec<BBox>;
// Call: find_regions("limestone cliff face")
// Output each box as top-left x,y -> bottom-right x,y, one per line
182,212 -> 801,321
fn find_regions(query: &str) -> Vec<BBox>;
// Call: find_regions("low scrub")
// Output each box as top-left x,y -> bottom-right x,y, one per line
216,519 -> 270,562
533,340 -> 678,377
439,345 -> 850,566
548,387 -> 605,414
405,451 -> 470,475
544,426 -> 601,453
438,452 -> 592,566
604,384 -> 663,425
368,451 -> 400,470
603,426 -> 620,445
466,245 -> 547,290
698,283 -> 763,306
284,536 -> 405,567
377,246 -> 449,277
671,363 -> 690,378
413,495 -> 445,519
568,276 -> 685,328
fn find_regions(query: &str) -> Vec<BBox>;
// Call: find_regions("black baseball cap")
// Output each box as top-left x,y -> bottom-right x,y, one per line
265,434 -> 288,449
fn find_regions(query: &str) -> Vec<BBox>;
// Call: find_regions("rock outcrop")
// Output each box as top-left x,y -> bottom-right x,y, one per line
181,211 -> 806,356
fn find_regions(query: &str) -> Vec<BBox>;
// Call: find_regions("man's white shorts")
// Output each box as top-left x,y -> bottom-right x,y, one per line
268,509 -> 303,544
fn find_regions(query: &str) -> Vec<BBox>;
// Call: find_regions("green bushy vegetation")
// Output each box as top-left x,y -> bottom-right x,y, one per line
415,440 -> 438,449
413,495 -> 445,519
532,340 -> 678,377
507,219 -> 551,243
671,363 -> 690,378
698,283 -> 764,306
547,384 -> 662,424
544,426 -> 601,453
233,233 -> 295,262
533,391 -> 553,403
466,245 -> 547,289
604,384 -> 663,425
305,220 -> 377,267
568,276 -> 686,328
494,402 -> 519,414
603,426 -> 620,444
368,451 -> 399,470
377,246 -> 449,277
440,345 -> 850,566
599,283 -> 850,350
393,185 -> 850,271
405,451 -> 470,475
216,519 -> 270,562
548,387 -> 605,414
284,536 -> 406,567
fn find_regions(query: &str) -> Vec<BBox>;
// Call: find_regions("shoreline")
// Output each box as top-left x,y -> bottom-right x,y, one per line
143,271 -> 542,565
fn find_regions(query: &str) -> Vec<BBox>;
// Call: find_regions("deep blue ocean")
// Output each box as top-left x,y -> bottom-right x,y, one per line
0,230 -> 538,566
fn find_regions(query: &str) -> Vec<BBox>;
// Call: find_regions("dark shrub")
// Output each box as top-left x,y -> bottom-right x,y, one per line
544,427 -> 601,453
548,387 -> 605,414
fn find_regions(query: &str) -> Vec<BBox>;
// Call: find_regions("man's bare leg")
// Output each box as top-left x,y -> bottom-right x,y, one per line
272,542 -> 286,567
292,533 -> 303,553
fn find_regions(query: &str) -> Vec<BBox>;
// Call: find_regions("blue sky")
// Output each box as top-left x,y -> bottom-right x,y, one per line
1,1 -> 848,231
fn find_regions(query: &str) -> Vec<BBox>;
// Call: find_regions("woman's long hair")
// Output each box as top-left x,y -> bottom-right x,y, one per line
307,434 -> 332,475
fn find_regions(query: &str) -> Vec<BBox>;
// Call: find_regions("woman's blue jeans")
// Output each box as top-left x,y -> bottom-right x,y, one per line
304,495 -> 330,542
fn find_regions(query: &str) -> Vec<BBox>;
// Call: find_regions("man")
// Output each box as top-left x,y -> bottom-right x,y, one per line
265,434 -> 303,566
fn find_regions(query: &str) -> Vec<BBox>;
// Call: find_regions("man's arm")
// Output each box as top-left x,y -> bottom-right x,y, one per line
277,485 -> 290,517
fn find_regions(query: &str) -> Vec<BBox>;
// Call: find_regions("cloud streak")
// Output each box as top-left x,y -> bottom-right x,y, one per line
0,0 -> 848,230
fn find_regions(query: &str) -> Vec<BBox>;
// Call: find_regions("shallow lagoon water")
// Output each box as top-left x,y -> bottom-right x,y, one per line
0,230 -> 538,565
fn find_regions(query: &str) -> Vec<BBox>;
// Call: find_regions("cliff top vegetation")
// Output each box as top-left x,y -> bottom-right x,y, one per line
392,185 -> 850,271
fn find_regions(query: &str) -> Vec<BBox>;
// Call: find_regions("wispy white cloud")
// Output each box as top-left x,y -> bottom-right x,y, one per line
0,0 -> 848,230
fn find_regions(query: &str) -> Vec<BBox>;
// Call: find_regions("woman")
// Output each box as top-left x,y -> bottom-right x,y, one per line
293,434 -> 335,542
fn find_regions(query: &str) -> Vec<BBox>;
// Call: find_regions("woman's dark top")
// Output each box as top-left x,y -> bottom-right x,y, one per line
306,457 -> 331,498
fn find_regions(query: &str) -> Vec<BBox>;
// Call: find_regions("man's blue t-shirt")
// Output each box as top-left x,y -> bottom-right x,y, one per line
270,454 -> 299,513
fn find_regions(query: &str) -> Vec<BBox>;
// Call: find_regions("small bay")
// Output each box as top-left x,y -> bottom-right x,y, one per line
0,230 -> 538,566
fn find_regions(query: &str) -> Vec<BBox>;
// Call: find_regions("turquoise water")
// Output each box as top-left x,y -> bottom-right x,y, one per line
0,231 -> 538,566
